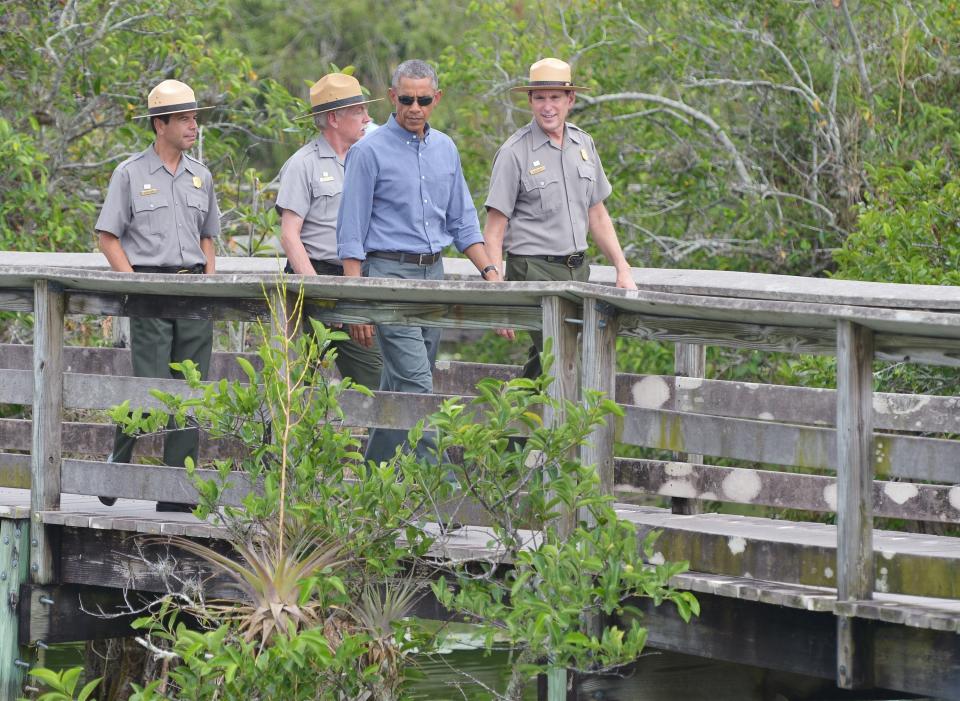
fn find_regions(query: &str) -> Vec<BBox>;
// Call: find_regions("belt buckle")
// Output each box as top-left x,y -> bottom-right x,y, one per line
418,253 -> 431,266
176,268 -> 191,274
566,253 -> 584,269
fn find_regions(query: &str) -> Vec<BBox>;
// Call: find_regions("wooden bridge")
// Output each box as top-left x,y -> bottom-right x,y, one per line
1,251 -> 959,700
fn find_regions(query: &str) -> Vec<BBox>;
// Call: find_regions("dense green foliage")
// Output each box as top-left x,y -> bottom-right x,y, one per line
4,0 -> 960,280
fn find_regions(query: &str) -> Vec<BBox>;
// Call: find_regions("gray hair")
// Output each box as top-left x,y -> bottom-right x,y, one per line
391,59 -> 438,90
313,107 -> 351,131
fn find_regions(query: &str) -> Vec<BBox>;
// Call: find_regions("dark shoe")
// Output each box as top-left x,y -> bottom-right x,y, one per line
156,501 -> 196,513
98,496 -> 117,506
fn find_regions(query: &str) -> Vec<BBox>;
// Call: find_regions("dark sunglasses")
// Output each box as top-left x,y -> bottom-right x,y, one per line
396,94 -> 434,106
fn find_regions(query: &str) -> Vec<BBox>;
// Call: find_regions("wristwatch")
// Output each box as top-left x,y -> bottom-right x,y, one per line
480,264 -> 499,280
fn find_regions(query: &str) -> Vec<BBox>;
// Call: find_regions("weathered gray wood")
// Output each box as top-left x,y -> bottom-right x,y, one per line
0,518 -> 29,698
65,290 -> 544,331
305,300 -> 543,332
619,312 -> 960,367
619,313 -> 838,355
432,360 -> 518,395
543,296 -> 580,539
835,321 -> 875,689
0,369 -> 32,405
615,458 -> 960,523
580,299 -> 618,498
66,291 -> 272,321
9,252 -> 960,312
671,344 -> 705,515
0,344 -> 259,382
615,372 -> 960,434
618,404 -> 960,483
0,453 -> 31,489
0,290 -> 32,313
61,459 -> 252,506
616,506 -> 960,599
30,280 -> 64,585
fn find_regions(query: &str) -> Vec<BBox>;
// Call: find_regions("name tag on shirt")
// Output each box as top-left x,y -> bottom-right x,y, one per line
318,175 -> 335,182
140,185 -> 159,196
529,165 -> 546,175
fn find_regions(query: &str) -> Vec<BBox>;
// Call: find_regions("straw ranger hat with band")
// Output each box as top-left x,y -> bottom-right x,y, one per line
133,79 -> 215,119
295,73 -> 382,121
511,57 -> 590,92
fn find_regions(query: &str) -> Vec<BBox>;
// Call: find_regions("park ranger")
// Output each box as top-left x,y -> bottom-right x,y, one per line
95,79 -> 219,512
277,72 -> 382,389
482,57 -> 637,379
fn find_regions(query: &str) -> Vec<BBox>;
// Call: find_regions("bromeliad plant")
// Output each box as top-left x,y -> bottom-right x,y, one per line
107,282 -> 436,700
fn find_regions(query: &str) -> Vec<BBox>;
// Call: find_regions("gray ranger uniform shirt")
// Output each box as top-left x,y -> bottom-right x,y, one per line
275,135 -> 344,264
96,146 -> 219,266
484,119 -> 611,256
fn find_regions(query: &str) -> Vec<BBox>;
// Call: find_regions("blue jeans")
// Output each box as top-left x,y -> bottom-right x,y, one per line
363,255 -> 443,465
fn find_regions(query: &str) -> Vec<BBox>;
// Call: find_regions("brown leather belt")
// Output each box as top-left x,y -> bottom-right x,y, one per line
368,251 -> 442,266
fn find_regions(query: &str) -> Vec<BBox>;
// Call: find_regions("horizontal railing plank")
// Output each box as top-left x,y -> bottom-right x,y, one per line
0,290 -> 32,313
618,405 -> 960,482
616,374 -> 960,434
617,506 -> 960,599
615,458 -> 960,522
61,459 -> 251,507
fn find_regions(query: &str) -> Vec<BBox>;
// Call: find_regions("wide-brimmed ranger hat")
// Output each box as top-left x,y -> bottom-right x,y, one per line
511,57 -> 590,92
295,73 -> 382,121
133,79 -> 214,119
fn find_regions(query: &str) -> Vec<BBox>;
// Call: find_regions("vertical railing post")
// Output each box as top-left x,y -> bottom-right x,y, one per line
580,298 -> 618,504
835,320 -> 874,689
0,518 -> 30,699
541,295 -> 580,701
541,295 -> 580,538
672,343 -> 706,515
30,280 -> 64,585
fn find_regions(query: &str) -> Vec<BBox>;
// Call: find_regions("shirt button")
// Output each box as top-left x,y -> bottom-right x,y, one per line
423,199 -> 427,203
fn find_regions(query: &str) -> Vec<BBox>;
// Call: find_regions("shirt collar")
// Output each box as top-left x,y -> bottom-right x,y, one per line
146,144 -> 197,175
529,119 -> 578,149
312,134 -> 340,163
386,113 -> 431,142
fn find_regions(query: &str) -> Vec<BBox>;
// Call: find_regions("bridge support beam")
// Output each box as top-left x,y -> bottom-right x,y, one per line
30,280 -> 64,586
835,320 -> 875,689
0,519 -> 30,701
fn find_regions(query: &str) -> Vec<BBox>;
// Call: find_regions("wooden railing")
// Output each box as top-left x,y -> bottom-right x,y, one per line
2,253 -> 960,690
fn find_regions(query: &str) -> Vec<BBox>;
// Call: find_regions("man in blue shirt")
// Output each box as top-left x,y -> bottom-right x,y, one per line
337,58 -> 500,464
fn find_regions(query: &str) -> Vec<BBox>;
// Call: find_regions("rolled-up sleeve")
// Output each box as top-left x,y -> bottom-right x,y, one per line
336,146 -> 376,260
445,150 -> 483,252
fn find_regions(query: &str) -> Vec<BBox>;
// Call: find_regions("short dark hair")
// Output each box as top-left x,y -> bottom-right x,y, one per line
150,114 -> 171,135
392,59 -> 438,90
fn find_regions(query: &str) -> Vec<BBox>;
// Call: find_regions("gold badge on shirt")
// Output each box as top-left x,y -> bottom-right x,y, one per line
140,184 -> 158,196
192,175 -> 203,189
528,160 -> 545,175
580,148 -> 590,161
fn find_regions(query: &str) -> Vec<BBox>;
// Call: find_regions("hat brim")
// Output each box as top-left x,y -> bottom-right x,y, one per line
510,84 -> 590,92
294,96 -> 383,121
133,104 -> 216,119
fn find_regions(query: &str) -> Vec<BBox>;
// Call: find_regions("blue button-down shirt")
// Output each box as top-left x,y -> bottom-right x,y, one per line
336,115 -> 482,260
